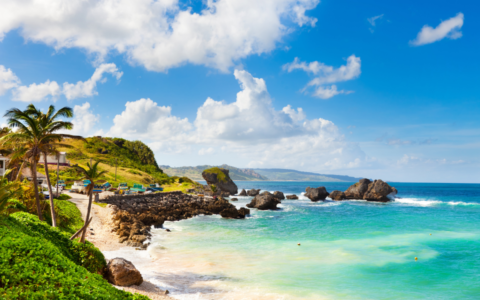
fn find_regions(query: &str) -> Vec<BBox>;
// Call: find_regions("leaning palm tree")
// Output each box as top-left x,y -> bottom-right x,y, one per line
74,161 -> 108,243
1,105 -> 83,225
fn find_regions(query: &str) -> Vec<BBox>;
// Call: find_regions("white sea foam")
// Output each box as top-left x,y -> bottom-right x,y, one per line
395,198 -> 480,207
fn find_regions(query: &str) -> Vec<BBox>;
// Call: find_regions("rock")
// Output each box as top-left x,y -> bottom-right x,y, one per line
246,192 -> 280,210
231,198 -> 238,201
202,168 -> 238,195
305,187 -> 329,201
344,178 -> 372,199
220,206 -> 239,219
247,189 -> 261,196
273,191 -> 285,200
238,207 -> 250,218
239,189 -> 247,196
329,190 -> 346,201
106,258 -> 143,286
363,180 -> 397,202
286,194 -> 298,200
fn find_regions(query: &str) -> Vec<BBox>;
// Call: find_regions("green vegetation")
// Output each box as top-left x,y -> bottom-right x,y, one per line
52,199 -> 83,234
162,164 -> 268,181
55,194 -> 72,200
204,167 -> 228,182
0,212 -> 149,300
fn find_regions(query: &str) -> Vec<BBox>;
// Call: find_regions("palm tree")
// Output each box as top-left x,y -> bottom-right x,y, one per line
74,161 -> 108,243
1,104 -> 83,225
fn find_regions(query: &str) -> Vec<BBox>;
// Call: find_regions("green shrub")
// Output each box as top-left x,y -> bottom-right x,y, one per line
55,194 -> 72,200
204,167 -> 228,182
0,213 -> 150,300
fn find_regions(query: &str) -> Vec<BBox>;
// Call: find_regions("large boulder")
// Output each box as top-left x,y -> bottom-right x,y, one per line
363,180 -> 397,202
220,207 -> 239,219
238,207 -> 250,218
106,258 -> 143,286
286,194 -> 298,200
239,189 -> 247,196
273,191 -> 285,200
305,187 -> 329,201
329,190 -> 346,201
202,168 -> 238,195
344,179 -> 372,199
247,189 -> 261,197
246,192 -> 280,210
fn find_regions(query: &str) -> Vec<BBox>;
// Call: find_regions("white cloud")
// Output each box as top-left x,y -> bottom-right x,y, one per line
410,13 -> 464,46
63,63 -> 123,100
12,80 -> 61,102
107,69 -> 366,171
367,14 -> 384,27
283,55 -> 361,99
0,0 -> 320,72
0,65 -> 20,95
69,102 -> 101,136
4,63 -> 121,102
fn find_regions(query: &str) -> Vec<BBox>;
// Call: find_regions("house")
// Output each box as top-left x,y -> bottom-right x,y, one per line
39,152 -> 70,166
0,155 -> 7,177
21,168 -> 47,185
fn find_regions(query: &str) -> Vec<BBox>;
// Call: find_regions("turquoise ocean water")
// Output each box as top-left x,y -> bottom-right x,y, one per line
143,182 -> 480,299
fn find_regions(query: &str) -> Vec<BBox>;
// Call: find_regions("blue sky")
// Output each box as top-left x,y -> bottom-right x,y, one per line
0,0 -> 478,183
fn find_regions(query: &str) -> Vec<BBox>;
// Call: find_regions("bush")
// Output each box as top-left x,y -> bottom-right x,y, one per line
55,194 -> 72,200
0,213 -> 150,300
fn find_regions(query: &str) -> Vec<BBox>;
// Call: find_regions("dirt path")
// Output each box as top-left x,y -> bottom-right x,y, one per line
66,192 -> 173,300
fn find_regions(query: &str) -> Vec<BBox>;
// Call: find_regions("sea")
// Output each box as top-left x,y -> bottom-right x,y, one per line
104,181 -> 480,300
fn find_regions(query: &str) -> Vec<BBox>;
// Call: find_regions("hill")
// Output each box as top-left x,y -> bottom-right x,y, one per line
161,165 -> 362,182
161,164 -> 268,181
251,168 -> 363,182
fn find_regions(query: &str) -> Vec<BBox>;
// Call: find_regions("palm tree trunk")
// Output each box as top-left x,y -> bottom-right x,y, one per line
80,187 -> 93,243
31,160 -> 43,221
43,153 -> 57,227
16,160 -> 25,181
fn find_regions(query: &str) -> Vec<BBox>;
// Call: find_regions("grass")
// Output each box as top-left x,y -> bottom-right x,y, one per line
93,202 -> 108,208
53,199 -> 84,234
203,167 -> 228,183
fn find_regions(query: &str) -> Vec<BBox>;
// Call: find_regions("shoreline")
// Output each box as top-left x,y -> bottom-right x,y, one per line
66,192 -> 174,300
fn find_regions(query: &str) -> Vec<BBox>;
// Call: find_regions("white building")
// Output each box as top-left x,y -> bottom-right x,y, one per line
0,155 -> 7,177
39,152 -> 69,166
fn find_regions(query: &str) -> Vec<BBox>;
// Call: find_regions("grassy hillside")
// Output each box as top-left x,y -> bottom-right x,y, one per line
38,136 -> 199,192
161,164 -> 268,181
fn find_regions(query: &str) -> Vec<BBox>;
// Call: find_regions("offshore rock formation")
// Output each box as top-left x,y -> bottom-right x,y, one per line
344,179 -> 397,202
202,168 -> 238,195
100,191 -> 248,247
247,191 -> 281,210
329,190 -> 346,201
273,191 -> 285,200
286,194 -> 299,200
305,187 -> 329,201
247,189 -> 261,196
239,189 -> 247,196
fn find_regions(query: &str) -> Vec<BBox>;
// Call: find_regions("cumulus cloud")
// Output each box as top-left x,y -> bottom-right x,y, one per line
283,55 -> 361,99
0,65 -> 20,95
410,13 -> 464,46
69,102 -> 101,136
0,0 -> 320,72
63,63 -> 122,100
107,69 -> 366,171
3,63 -> 121,102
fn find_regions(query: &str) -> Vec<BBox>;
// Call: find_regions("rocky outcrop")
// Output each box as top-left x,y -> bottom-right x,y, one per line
239,189 -> 247,196
363,180 -> 397,202
202,168 -> 238,195
329,190 -> 346,201
247,189 -> 261,197
231,197 -> 238,201
305,187 -> 329,201
106,258 -> 143,287
101,191 -> 247,246
286,194 -> 298,200
344,179 -> 371,199
246,192 -> 281,210
238,207 -> 250,218
273,191 -> 285,200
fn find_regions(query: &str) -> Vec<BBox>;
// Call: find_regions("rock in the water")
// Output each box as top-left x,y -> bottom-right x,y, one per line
273,191 -> 285,200
247,189 -> 261,197
305,187 -> 329,201
220,206 -> 239,219
106,258 -> 143,286
238,207 -> 250,218
329,190 -> 346,201
344,178 -> 371,199
239,189 -> 247,196
202,168 -> 238,195
246,192 -> 280,210
231,197 -> 238,201
286,194 -> 298,200
363,180 -> 397,202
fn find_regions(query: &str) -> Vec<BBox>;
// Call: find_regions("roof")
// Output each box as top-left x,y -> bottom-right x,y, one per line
21,168 -> 47,179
